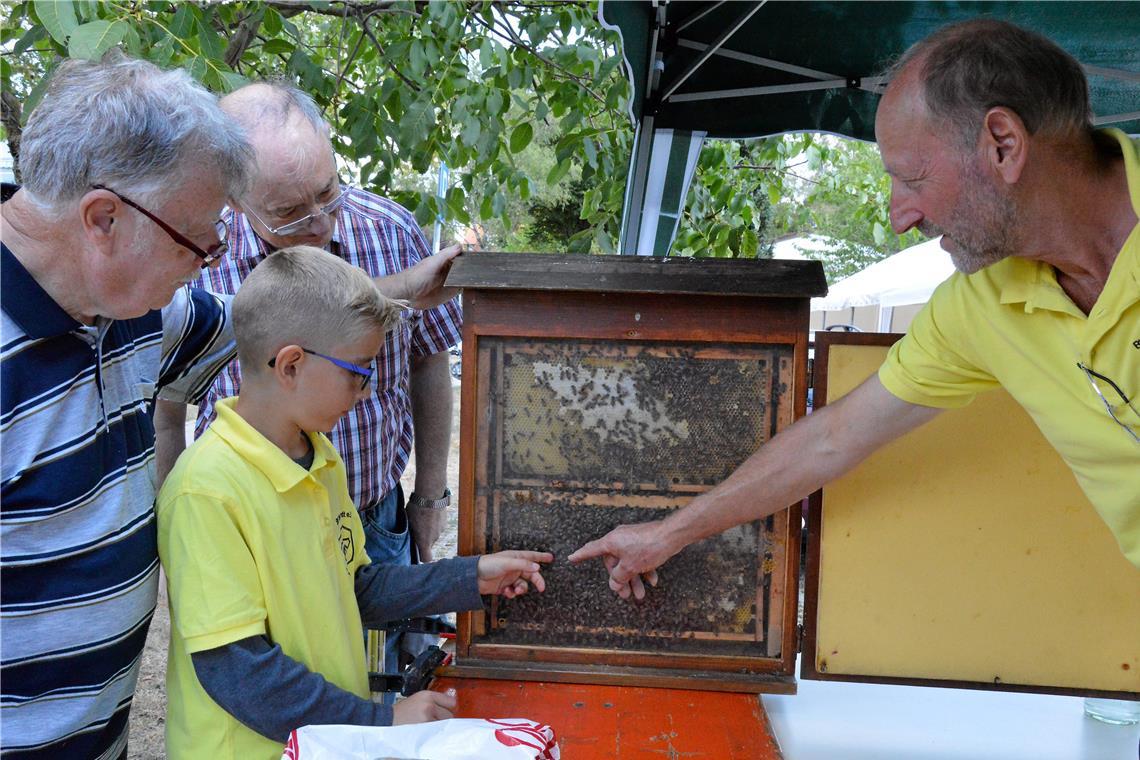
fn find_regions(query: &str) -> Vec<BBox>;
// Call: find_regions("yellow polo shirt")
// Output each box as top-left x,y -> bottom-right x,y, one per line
158,397 -> 371,760
880,129 -> 1140,569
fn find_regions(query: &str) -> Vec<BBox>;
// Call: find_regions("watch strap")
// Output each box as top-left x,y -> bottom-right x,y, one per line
408,487 -> 451,510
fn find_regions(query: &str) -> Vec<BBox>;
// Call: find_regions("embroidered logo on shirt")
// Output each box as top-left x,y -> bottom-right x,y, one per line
336,511 -> 355,564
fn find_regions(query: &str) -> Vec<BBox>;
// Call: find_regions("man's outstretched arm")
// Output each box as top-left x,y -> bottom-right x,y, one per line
568,375 -> 942,598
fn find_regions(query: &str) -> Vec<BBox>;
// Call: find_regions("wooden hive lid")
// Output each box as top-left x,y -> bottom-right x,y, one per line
445,252 -> 827,298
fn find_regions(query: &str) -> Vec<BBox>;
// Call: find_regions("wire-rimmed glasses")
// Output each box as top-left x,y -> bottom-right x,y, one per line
1077,362 -> 1139,444
245,184 -> 348,237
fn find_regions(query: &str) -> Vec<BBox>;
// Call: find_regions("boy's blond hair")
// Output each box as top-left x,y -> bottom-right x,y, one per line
233,245 -> 405,371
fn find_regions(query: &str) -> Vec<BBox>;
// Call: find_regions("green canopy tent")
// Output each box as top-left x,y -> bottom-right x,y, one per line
598,0 -> 1140,255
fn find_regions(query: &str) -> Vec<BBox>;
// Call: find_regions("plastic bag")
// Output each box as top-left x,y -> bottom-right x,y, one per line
281,718 -> 559,760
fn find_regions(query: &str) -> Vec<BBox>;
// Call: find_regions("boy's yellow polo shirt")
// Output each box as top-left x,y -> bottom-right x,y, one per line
880,129 -> 1140,569
158,397 -> 371,760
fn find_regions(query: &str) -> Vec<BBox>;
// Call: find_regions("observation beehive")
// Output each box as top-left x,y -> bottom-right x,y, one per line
444,252 -> 826,692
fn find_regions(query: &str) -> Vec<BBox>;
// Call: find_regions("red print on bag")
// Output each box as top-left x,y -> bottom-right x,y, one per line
281,730 -> 300,759
489,719 -> 558,759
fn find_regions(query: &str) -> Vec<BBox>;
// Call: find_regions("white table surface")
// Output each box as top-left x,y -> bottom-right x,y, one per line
763,664 -> 1139,760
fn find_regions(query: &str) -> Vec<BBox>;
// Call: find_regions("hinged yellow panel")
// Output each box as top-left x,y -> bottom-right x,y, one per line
809,341 -> 1140,696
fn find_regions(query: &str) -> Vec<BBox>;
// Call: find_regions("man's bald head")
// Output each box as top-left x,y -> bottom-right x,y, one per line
220,81 -> 329,141
220,81 -> 341,248
883,19 -> 1090,150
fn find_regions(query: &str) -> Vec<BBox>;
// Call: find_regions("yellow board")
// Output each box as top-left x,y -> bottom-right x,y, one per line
814,343 -> 1140,694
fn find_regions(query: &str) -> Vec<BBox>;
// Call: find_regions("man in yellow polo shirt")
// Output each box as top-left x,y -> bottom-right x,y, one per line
569,19 -> 1139,596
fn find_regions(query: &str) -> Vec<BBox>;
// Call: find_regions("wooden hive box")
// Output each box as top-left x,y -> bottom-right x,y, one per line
443,252 -> 827,693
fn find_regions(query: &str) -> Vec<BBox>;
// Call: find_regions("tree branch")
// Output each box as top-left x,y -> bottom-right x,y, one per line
264,0 -> 412,19
472,12 -> 605,105
1,90 -> 22,178
223,10 -> 263,70
358,14 -> 422,93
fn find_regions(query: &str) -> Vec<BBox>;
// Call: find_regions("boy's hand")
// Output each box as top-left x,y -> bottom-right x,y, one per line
477,551 -> 554,598
392,690 -> 457,725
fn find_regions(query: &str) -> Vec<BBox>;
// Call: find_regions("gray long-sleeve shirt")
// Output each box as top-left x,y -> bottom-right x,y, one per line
191,556 -> 481,742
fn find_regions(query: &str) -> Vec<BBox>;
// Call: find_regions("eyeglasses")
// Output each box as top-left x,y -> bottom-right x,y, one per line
1077,362 -> 1139,444
245,185 -> 348,237
269,348 -> 374,390
91,184 -> 228,267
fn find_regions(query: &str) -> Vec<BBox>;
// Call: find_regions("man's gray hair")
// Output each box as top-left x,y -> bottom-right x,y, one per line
887,19 -> 1091,148
19,52 -> 253,209
221,78 -> 330,137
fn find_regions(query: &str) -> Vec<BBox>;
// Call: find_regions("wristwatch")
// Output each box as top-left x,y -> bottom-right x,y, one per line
408,488 -> 451,510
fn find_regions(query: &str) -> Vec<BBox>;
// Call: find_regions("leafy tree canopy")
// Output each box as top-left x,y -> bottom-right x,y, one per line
2,0 -> 917,271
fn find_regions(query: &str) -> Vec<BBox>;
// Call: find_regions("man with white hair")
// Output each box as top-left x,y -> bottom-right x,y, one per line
154,81 -> 463,683
0,53 -> 252,760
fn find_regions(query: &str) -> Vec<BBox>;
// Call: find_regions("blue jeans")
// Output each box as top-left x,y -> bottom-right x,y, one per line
359,486 -> 411,702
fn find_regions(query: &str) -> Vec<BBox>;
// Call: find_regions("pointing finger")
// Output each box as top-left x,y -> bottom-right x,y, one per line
568,538 -> 609,564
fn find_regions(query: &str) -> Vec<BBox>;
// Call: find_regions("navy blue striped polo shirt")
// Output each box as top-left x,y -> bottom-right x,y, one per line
1,231 -> 235,759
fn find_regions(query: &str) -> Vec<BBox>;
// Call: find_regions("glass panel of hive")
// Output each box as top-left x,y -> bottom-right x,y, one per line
472,336 -> 794,660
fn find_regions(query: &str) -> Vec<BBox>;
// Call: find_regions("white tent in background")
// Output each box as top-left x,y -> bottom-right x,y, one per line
811,237 -> 955,332
771,234 -> 854,262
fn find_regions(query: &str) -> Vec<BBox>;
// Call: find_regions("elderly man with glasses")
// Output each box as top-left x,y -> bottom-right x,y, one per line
154,81 -> 464,687
0,54 -> 252,760
571,19 -> 1140,599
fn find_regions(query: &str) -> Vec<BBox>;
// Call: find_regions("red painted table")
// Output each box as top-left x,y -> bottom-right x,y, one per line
432,677 -> 783,759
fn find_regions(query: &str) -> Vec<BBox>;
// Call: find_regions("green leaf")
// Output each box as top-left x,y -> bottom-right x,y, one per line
186,56 -> 207,82
486,89 -> 504,116
445,186 -> 466,215
508,122 -> 533,154
219,71 -> 248,93
24,64 -> 54,115
582,137 -> 597,168
197,26 -> 226,59
151,33 -> 176,66
546,159 -> 571,186
262,39 -> 294,55
34,0 -> 78,45
122,25 -> 142,56
460,117 -> 481,147
12,25 -> 47,55
262,7 -> 282,35
68,20 -> 127,61
400,100 -> 434,149
742,228 -> 759,258
74,0 -> 97,21
412,195 -> 435,227
872,221 -> 887,246
594,226 -> 613,254
409,39 -> 427,77
169,4 -> 198,39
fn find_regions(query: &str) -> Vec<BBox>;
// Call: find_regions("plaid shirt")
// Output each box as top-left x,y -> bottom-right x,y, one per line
194,187 -> 462,508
